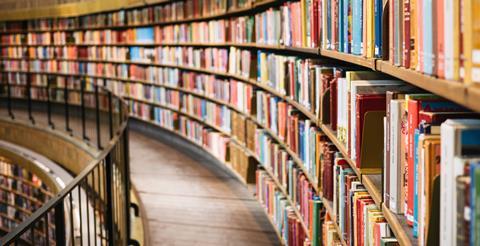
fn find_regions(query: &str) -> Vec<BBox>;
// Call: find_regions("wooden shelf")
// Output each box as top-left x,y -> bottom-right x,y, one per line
319,125 -> 361,177
382,203 -> 417,246
320,49 -> 377,69
362,174 -> 382,208
375,60 -> 479,112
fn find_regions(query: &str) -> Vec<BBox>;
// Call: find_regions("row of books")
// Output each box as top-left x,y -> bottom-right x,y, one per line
322,0 -> 384,58
328,152 -> 399,245
256,169 -> 313,245
128,100 -> 233,164
0,159 -> 53,222
2,48 -> 338,120
313,68 -> 480,244
0,0 -> 250,33
388,0 -> 480,84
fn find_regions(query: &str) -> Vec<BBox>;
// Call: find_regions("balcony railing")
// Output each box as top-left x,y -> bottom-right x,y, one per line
0,73 -> 131,246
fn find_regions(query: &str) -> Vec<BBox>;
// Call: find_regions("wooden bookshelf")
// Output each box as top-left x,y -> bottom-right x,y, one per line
320,49 -> 377,69
4,0 -> 479,245
362,174 -> 382,208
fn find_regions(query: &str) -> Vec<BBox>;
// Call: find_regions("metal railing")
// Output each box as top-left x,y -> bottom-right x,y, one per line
0,73 -> 131,246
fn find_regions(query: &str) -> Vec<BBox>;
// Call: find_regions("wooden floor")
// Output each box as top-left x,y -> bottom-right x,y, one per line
129,128 -> 280,246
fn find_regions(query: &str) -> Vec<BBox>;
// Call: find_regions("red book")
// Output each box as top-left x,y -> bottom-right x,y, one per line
311,0 -> 319,47
356,198 -> 374,246
332,0 -> 339,50
418,111 -> 479,125
322,146 -> 336,200
403,0 -> 411,67
355,94 -> 386,168
329,70 -> 341,130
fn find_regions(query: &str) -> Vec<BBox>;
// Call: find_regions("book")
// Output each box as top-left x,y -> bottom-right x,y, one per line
440,119 -> 480,246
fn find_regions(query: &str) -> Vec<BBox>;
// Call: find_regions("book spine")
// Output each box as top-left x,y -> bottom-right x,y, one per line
436,0 -> 445,78
403,0 -> 410,67
374,0 -> 382,57
389,0 -> 395,63
423,0 -> 433,75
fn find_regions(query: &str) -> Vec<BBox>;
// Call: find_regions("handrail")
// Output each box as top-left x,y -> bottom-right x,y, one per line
0,75 -> 131,245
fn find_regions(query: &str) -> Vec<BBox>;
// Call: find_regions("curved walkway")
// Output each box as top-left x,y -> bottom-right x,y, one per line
130,120 -> 280,246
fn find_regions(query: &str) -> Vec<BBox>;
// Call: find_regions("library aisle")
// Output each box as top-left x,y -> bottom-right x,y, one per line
129,130 -> 280,245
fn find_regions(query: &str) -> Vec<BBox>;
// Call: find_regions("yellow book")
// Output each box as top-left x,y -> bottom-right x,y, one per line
366,0 -> 375,58
464,0 -> 480,84
322,0 -> 328,49
367,211 -> 385,245
453,0 -> 461,80
473,1 -> 480,84
260,52 -> 268,83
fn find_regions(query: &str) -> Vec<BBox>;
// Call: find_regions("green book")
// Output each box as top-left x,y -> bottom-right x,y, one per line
311,197 -> 322,246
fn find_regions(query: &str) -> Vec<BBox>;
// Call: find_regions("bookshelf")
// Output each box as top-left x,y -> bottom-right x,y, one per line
1,0 -> 479,245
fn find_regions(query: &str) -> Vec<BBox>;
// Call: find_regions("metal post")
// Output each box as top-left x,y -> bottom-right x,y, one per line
81,79 -> 89,141
108,91 -> 113,138
47,76 -> 54,129
64,78 -> 72,134
54,202 -> 66,246
6,80 -> 14,119
105,155 -> 115,246
95,85 -> 102,149
26,74 -> 35,124
122,128 -> 131,241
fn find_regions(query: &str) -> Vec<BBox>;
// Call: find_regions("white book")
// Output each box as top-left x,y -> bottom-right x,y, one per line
443,0 -> 454,80
440,119 -> 480,246
336,78 -> 348,147
389,99 -> 405,214
349,80 -> 404,162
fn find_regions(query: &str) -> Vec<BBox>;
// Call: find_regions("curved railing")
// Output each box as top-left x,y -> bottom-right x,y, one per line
0,75 -> 131,245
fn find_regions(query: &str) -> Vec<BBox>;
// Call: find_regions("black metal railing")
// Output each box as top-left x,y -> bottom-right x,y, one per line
0,73 -> 131,246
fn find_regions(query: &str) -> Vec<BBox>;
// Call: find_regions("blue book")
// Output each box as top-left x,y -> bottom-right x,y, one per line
374,0 -> 382,57
338,0 -> 344,52
299,121 -> 305,161
343,0 -> 350,52
352,0 -> 363,55
413,128 -> 420,237
135,27 -> 154,43
423,0 -> 433,75
257,51 -> 262,81
129,47 -> 141,61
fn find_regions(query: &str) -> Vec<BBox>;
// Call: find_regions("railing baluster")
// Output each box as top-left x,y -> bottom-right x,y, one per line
108,91 -> 113,138
85,179 -> 91,246
69,193 -> 74,246
93,166 -> 98,246
54,202 -> 66,246
105,154 -> 115,246
31,226 -> 35,245
78,186 -> 83,246
95,85 -> 102,149
44,214 -> 49,246
123,129 -> 131,241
